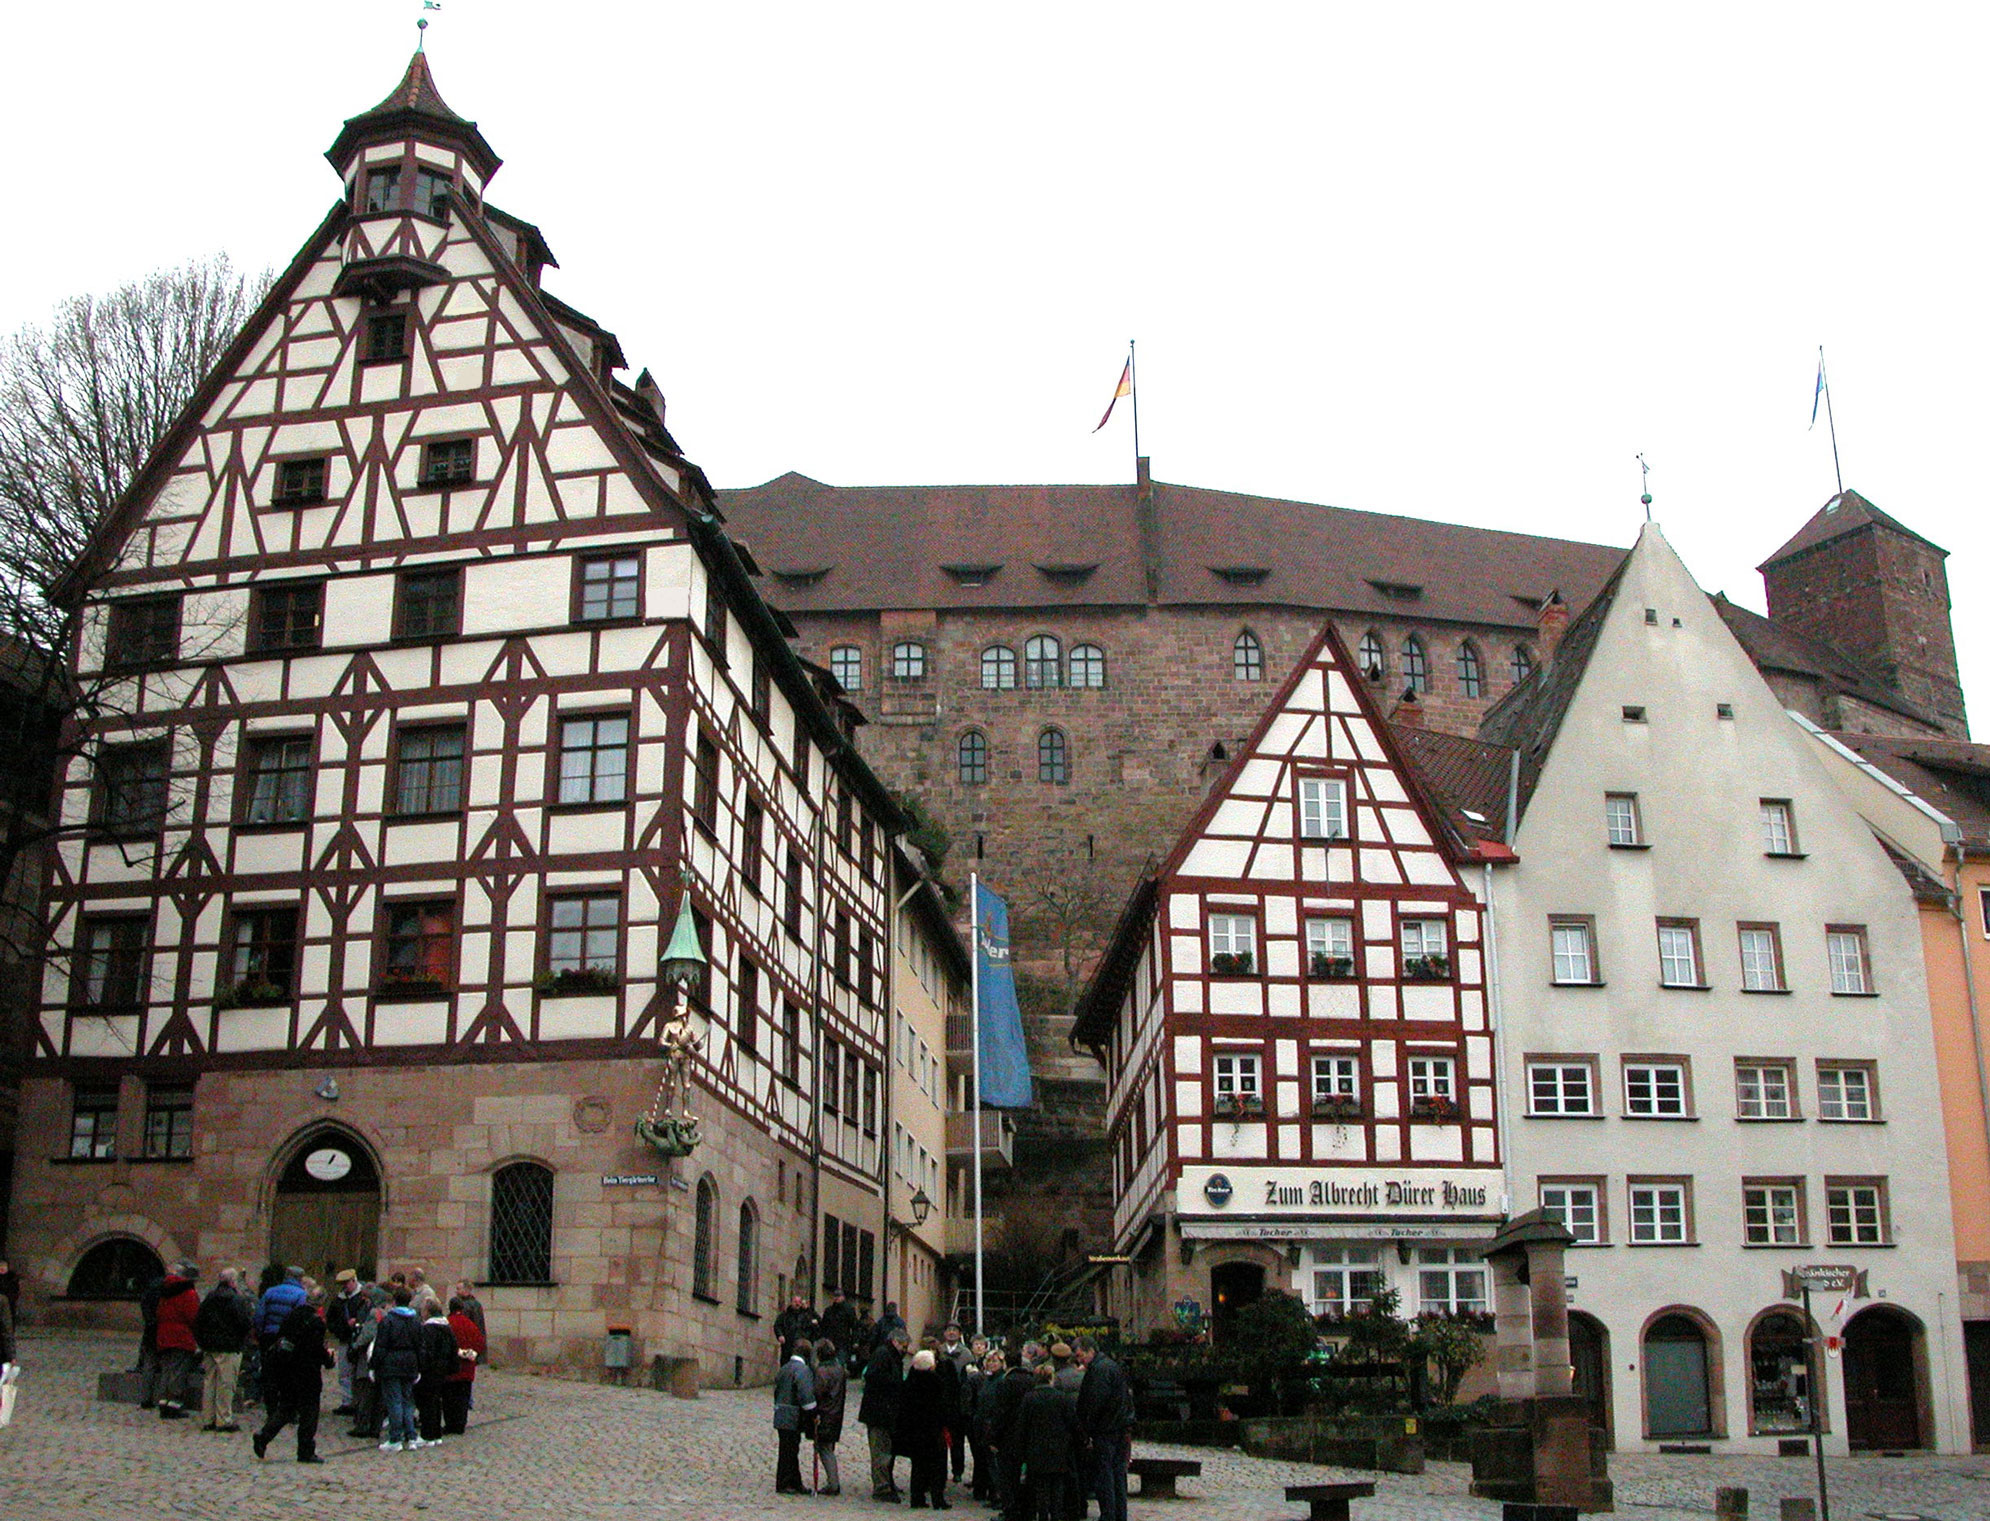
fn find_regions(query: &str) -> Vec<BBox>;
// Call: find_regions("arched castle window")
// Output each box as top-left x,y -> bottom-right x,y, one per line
1024,635 -> 1063,689
1233,630 -> 1264,683
1038,728 -> 1070,784
1457,641 -> 1484,698
736,1199 -> 760,1314
1357,631 -> 1385,680
1511,644 -> 1535,684
67,1237 -> 164,1300
958,730 -> 989,786
693,1174 -> 719,1300
890,641 -> 926,681
1068,643 -> 1106,689
1401,634 -> 1429,694
981,646 -> 1018,690
829,645 -> 863,692
488,1160 -> 555,1285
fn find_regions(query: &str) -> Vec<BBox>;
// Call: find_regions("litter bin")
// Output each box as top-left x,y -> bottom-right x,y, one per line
605,1328 -> 634,1370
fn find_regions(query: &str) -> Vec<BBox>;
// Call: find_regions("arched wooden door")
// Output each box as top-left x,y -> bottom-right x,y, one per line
269,1131 -> 381,1282
1843,1307 -> 1921,1450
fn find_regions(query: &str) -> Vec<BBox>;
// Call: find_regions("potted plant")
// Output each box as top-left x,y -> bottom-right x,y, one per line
1312,1094 -> 1363,1122
1402,953 -> 1451,981
1409,1095 -> 1459,1122
536,965 -> 621,996
1210,951 -> 1255,976
214,979 -> 289,1010
1217,1091 -> 1265,1120
378,970 -> 447,997
1309,952 -> 1356,980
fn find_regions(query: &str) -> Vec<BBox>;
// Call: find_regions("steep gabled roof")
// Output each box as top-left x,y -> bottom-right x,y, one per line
1759,488 -> 1946,568
1711,595 -> 1942,730
1389,723 -> 1516,852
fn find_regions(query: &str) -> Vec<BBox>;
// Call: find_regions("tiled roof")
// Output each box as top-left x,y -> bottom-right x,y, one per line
1759,488 -> 1946,568
1871,829 -> 1954,903
716,473 -> 1626,630
1828,732 -> 1990,849
1711,596 -> 1941,729
1388,724 -> 1515,850
328,53 -> 500,178
358,51 -> 468,123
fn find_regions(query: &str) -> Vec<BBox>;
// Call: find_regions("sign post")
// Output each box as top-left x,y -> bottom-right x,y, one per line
1785,1264 -> 1859,1521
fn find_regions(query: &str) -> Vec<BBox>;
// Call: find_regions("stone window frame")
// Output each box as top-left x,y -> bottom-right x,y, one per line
1622,1053 -> 1693,1118
1734,1058 -> 1799,1121
1736,921 -> 1788,993
1539,1176 -> 1607,1245
1023,633 -> 1064,690
1456,639 -> 1484,698
1525,1053 -> 1600,1117
1400,633 -> 1430,694
488,1159 -> 556,1286
957,729 -> 989,786
1037,726 -> 1070,785
1356,630 -> 1386,680
890,640 -> 927,682
1233,629 -> 1265,683
980,645 -> 1018,690
1626,1175 -> 1695,1245
829,644 -> 863,692
1740,1176 -> 1808,1248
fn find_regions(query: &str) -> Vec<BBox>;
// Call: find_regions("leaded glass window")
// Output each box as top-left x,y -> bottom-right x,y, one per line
488,1161 -> 554,1284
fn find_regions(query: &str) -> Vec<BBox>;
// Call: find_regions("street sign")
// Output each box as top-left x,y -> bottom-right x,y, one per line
602,1173 -> 661,1187
1783,1265 -> 1866,1297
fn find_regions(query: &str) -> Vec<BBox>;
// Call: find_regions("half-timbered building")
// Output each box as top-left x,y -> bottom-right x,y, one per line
11,54 -> 904,1382
1070,620 -> 1511,1339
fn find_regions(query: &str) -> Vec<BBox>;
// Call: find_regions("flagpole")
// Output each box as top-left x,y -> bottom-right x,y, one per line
1819,346 -> 1844,496
970,871 -> 984,1338
1128,339 -> 1140,477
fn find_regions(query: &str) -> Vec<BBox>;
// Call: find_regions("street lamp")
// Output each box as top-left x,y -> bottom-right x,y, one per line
909,1187 -> 934,1227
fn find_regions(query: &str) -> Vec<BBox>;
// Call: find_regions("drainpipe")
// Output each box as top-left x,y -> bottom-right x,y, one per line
881,845 -> 920,1322
806,772 -> 830,1309
1482,861 -> 1516,1221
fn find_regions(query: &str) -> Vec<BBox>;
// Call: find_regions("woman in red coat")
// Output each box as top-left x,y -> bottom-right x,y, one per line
441,1295 -> 486,1434
152,1265 -> 202,1419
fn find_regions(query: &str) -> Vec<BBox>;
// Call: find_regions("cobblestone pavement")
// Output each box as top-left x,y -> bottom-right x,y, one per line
2,1332 -> 1986,1520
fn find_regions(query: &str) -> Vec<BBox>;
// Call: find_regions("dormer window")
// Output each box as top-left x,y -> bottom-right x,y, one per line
273,457 -> 328,508
365,311 -> 408,364
415,167 -> 452,219
364,166 -> 401,213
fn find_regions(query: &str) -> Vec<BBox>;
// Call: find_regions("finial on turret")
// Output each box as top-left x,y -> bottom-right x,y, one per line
1637,453 -> 1653,520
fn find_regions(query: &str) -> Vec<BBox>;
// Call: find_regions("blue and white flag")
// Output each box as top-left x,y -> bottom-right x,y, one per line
974,881 -> 1034,1109
1811,356 -> 1826,429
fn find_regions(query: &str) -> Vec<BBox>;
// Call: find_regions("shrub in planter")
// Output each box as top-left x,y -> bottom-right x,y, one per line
1311,1095 -> 1362,1122
1309,953 -> 1356,980
1401,953 -> 1451,981
1209,951 -> 1255,976
535,966 -> 620,995
1216,1093 -> 1265,1120
1409,1097 -> 1459,1122
215,979 -> 289,1009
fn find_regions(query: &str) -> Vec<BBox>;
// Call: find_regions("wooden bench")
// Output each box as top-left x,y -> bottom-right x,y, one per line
1284,1480 -> 1378,1521
1127,1456 -> 1201,1497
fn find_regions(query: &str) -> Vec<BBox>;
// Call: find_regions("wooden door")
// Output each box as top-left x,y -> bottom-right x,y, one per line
269,1190 -> 380,1282
1844,1310 -> 1920,1451
1644,1316 -> 1711,1438
1569,1313 -> 1612,1444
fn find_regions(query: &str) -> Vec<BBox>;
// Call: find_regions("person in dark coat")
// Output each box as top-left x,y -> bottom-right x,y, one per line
896,1348 -> 950,1509
811,1336 -> 848,1495
869,1301 -> 907,1355
442,1296 -> 485,1435
773,1342 -> 818,1494
858,1329 -> 908,1500
325,1270 -> 368,1414
252,1288 -> 334,1462
194,1267 -> 254,1431
414,1300 -> 459,1441
135,1270 -> 165,1407
774,1292 -> 820,1362
1073,1337 -> 1134,1521
818,1288 -> 858,1366
967,1349 -> 1002,1502
152,1265 -> 201,1419
987,1345 -> 1042,1521
1013,1365 -> 1080,1521
370,1286 -> 424,1449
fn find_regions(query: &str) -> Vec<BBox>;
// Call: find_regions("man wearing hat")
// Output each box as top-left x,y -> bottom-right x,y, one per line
324,1269 -> 369,1414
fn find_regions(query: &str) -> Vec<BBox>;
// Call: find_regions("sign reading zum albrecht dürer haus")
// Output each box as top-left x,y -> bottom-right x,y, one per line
1176,1166 -> 1510,1242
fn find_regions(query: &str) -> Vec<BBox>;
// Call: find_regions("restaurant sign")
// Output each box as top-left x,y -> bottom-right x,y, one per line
1179,1166 -> 1507,1219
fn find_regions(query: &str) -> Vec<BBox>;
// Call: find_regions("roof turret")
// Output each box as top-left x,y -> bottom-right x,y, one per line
326,52 -> 501,181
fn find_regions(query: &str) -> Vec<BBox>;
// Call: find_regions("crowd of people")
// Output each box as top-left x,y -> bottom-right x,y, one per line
132,1262 -> 488,1462
769,1299 -> 1133,1521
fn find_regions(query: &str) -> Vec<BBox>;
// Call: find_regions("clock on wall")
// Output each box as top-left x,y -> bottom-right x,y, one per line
303,1147 -> 353,1183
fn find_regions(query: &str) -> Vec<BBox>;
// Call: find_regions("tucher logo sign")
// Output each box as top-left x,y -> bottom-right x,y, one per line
1203,1173 -> 1234,1207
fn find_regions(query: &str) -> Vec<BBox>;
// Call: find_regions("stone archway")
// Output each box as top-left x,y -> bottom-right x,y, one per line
1641,1307 -> 1724,1440
1745,1306 -> 1819,1437
1568,1310 -> 1613,1447
1843,1305 -> 1928,1451
268,1125 -> 383,1283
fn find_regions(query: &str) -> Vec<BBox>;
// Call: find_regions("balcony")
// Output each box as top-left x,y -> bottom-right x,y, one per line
946,1109 -> 1015,1170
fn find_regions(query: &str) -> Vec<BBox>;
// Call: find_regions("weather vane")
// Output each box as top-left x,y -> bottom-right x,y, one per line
417,0 -> 441,50
1637,454 -> 1652,519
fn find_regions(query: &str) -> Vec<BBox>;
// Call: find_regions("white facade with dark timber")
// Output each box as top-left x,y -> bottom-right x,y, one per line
13,55 -> 903,1382
1072,621 -> 1509,1339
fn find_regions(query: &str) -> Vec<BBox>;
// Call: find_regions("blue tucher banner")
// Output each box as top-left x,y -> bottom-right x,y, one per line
974,881 -> 1035,1109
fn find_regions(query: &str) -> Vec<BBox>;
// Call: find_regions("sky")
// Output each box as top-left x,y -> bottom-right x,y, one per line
4,3 -> 1983,716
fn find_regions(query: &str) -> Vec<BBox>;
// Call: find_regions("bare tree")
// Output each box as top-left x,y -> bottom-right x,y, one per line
1014,842 -> 1119,1005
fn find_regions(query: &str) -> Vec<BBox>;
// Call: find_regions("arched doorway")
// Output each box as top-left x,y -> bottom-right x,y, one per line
68,1237 -> 165,1300
1843,1306 -> 1922,1450
1644,1313 -> 1713,1438
270,1129 -> 381,1283
1747,1310 -> 1815,1435
1568,1311 -> 1613,1445
1210,1260 -> 1265,1344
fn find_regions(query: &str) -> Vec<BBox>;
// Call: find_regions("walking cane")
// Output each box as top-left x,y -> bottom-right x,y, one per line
813,1445 -> 820,1495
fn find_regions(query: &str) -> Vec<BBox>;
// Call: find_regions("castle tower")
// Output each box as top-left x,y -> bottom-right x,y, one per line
1759,490 -> 1968,738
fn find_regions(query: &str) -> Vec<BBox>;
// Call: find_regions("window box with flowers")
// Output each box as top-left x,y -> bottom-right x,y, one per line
536,966 -> 621,997
1308,953 -> 1357,981
376,972 -> 448,1000
1402,954 -> 1452,982
1410,1096 -> 1460,1122
1311,1095 -> 1364,1123
1210,951 -> 1256,977
215,980 -> 291,1010
1216,1092 -> 1265,1120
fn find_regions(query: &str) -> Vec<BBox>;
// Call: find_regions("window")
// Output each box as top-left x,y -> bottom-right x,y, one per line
829,645 -> 863,692
1656,920 -> 1703,987
1549,919 -> 1598,984
1736,1062 -> 1795,1120
1212,1052 -> 1262,1106
364,311 -> 407,363
395,567 -> 462,640
1824,1180 -> 1888,1245
1401,634 -> 1429,693
242,734 -> 313,825
142,1084 -> 194,1160
703,575 -> 726,657
419,438 -> 476,487
488,1161 -> 555,1284
736,1201 -> 760,1314
1738,925 -> 1785,992
1624,1061 -> 1688,1117
577,554 -> 640,622
691,730 -> 720,834
693,1175 -> 719,1299
364,165 -> 400,212
1456,641 -> 1484,698
104,595 -> 181,670
1069,643 -> 1106,688
1306,916 -> 1355,979
1621,705 -> 1647,723
890,641 -> 926,680
1826,927 -> 1872,994
249,582 -> 324,653
558,713 -> 629,805
1417,1248 -> 1487,1315
1024,634 -> 1063,689
392,724 -> 466,815
70,1084 -> 120,1158
1760,799 -> 1799,856
741,797 -> 765,896
1743,1181 -> 1805,1246
980,646 -> 1017,690
75,915 -> 146,1010
1400,918 -> 1449,978
782,999 -> 803,1085
1356,631 -> 1385,680
737,960 -> 762,1055
1407,1056 -> 1456,1110
1628,1180 -> 1690,1244
784,852 -> 804,937
547,893 -> 619,978
414,166 -> 452,218
381,900 -> 454,992
957,730 -> 988,785
1234,630 -> 1265,683
1208,913 -> 1256,975
1309,1245 -> 1384,1316
1298,776 -> 1348,840
96,740 -> 171,835
1540,1181 -> 1602,1244
1037,727 -> 1069,784
272,456 -> 328,507
1310,1055 -> 1359,1112
1511,644 -> 1535,683
224,905 -> 300,1004
1604,792 -> 1642,846
1817,1063 -> 1875,1121
1527,1061 -> 1595,1116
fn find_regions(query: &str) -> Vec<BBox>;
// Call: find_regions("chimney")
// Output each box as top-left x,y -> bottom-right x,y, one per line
1135,455 -> 1152,500
1390,686 -> 1425,729
1536,589 -> 1568,664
